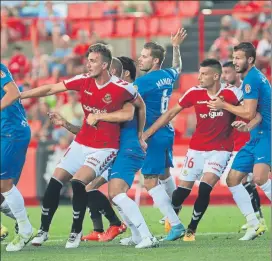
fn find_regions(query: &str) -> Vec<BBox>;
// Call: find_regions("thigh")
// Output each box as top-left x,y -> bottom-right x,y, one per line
232,144 -> 255,174
57,141 -> 84,176
109,152 -> 144,188
86,176 -> 107,191
179,149 -> 204,182
203,150 -> 232,179
253,134 -> 271,167
201,172 -> 220,187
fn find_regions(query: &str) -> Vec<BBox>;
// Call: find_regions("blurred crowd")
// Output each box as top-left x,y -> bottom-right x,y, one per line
1,0 -> 271,148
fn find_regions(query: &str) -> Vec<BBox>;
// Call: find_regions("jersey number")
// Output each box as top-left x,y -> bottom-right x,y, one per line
160,89 -> 170,113
184,157 -> 194,169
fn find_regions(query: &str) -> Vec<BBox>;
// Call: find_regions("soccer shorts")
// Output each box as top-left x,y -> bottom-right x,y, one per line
222,151 -> 253,180
180,149 -> 232,182
108,148 -> 145,187
0,138 -> 30,184
141,135 -> 174,175
232,132 -> 271,173
57,140 -> 118,177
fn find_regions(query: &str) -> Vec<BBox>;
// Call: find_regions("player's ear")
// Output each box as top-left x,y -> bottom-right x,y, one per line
214,73 -> 220,81
153,58 -> 160,66
248,56 -> 254,64
102,62 -> 109,70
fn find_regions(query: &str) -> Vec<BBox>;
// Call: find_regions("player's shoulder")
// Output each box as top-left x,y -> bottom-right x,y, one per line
111,75 -> 136,94
64,73 -> 91,83
186,85 -> 205,94
1,63 -> 9,76
221,83 -> 243,100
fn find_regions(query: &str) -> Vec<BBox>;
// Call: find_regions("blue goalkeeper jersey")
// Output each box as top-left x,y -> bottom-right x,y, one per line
0,63 -> 30,140
134,68 -> 179,138
242,66 -> 271,139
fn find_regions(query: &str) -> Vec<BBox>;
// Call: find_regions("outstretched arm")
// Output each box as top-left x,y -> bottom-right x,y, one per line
232,112 -> 262,132
171,28 -> 187,73
21,82 -> 67,99
143,103 -> 183,141
1,81 -> 21,111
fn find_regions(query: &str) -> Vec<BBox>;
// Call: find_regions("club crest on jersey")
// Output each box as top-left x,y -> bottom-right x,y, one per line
1,70 -> 6,78
102,93 -> 112,104
245,84 -> 251,94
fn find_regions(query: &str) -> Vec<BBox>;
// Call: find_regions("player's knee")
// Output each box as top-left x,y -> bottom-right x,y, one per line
226,170 -> 241,187
252,175 -> 267,186
198,182 -> 212,198
143,175 -> 158,191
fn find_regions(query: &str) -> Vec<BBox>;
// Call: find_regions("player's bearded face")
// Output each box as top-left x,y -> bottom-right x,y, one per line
222,67 -> 236,85
233,51 -> 248,74
138,49 -> 154,72
87,52 -> 106,78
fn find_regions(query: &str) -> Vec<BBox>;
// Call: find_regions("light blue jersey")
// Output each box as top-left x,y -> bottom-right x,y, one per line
134,68 -> 179,175
232,66 -> 271,172
1,63 -> 31,140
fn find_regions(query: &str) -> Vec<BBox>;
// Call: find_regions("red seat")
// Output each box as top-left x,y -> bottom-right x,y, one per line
159,17 -> 181,35
178,1 -> 200,17
70,21 -> 91,38
136,17 -> 159,36
179,73 -> 199,93
92,20 -> 114,37
89,2 -> 109,18
116,18 -> 134,36
68,3 -> 90,18
154,1 -> 177,16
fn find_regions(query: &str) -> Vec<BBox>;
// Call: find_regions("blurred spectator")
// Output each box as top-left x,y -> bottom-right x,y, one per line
59,91 -> 84,126
103,1 -> 120,16
8,45 -> 30,80
41,35 -> 72,82
19,1 -> 40,17
31,47 -> 48,79
66,30 -> 95,75
38,1 -> 66,48
209,26 -> 239,63
119,1 -> 153,15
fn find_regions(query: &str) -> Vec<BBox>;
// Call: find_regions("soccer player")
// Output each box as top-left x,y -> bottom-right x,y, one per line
0,63 -> 36,251
208,42 -> 270,240
143,59 -> 255,241
136,28 -> 187,241
20,44 -> 146,248
222,61 -> 266,231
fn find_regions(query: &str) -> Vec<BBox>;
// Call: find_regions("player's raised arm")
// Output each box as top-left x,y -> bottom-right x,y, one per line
171,28 -> 187,73
48,112 -> 81,134
21,82 -> 67,99
1,81 -> 21,111
143,103 -> 183,141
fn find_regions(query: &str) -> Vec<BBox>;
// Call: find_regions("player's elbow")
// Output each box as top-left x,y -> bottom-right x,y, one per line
245,111 -> 256,121
125,111 -> 134,121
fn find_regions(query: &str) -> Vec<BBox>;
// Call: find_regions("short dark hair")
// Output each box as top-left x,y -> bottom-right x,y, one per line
200,58 -> 222,75
144,42 -> 166,65
222,61 -> 235,69
111,57 -> 123,78
117,56 -> 136,81
86,43 -> 112,69
233,42 -> 256,63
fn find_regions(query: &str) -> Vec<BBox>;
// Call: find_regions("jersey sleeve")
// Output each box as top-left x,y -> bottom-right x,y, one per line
63,74 -> 87,91
178,88 -> 195,108
124,83 -> 138,102
164,68 -> 179,82
242,76 -> 259,100
1,65 -> 14,88
230,87 -> 243,104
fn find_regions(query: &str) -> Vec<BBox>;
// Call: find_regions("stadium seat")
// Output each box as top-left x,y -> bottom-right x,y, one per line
92,20 -> 114,37
159,17 -> 182,35
169,91 -> 181,109
69,21 -> 91,38
179,73 -> 199,93
154,1 -> 178,16
115,18 -> 134,37
178,1 -> 200,17
135,17 -> 159,36
88,2 -> 109,18
68,3 -> 90,18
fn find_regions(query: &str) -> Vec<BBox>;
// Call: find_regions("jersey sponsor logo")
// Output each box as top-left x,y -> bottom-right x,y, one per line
156,78 -> 172,88
245,84 -> 251,94
1,70 -> 6,78
102,93 -> 112,104
208,110 -> 223,119
83,105 -> 107,114
84,90 -> 93,95
197,100 -> 207,104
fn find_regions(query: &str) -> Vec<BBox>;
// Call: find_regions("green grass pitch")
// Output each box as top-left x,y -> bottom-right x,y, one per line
1,205 -> 270,261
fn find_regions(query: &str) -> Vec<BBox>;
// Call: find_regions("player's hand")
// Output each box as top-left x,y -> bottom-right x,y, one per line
87,113 -> 99,128
171,28 -> 187,47
231,121 -> 249,132
48,112 -> 65,126
139,137 -> 148,152
207,97 -> 225,110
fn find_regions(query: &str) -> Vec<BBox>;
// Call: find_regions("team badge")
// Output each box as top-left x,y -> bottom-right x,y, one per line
133,85 -> 138,91
1,70 -> 6,78
102,93 -> 112,104
182,170 -> 188,176
245,84 -> 251,94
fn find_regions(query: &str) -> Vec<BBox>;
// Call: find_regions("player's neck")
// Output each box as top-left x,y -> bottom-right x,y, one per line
241,64 -> 255,78
207,82 -> 221,96
95,71 -> 112,86
148,65 -> 161,73
234,78 -> 242,88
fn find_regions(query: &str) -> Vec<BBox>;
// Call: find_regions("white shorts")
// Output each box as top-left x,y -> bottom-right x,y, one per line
57,141 -> 118,177
180,149 -> 232,182
222,151 -> 253,183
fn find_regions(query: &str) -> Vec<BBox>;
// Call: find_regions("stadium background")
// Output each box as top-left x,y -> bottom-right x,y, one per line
1,0 -> 271,206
